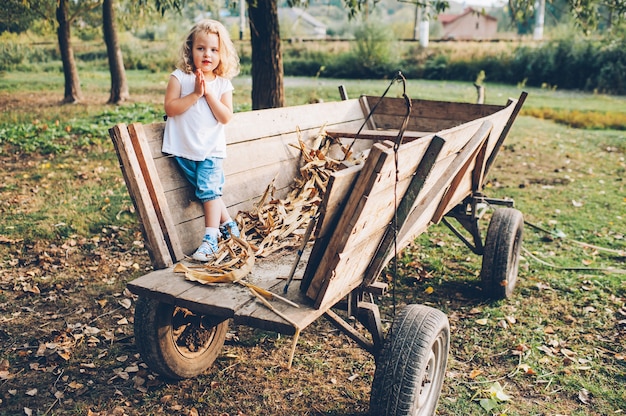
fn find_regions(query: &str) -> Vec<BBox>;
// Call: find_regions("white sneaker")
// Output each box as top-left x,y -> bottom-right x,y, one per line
191,235 -> 218,262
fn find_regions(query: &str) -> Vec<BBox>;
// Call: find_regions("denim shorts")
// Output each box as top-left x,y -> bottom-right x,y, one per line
175,156 -> 225,203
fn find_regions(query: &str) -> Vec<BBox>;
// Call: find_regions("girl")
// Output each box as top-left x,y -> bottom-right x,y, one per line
163,19 -> 240,262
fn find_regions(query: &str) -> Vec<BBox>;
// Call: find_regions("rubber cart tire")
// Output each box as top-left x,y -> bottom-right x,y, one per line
134,297 -> 228,379
480,207 -> 524,299
370,304 -> 450,416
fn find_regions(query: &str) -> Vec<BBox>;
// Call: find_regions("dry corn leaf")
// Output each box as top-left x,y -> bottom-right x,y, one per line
239,130 -> 358,258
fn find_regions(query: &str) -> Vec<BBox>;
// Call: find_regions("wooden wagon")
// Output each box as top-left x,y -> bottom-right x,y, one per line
109,89 -> 526,416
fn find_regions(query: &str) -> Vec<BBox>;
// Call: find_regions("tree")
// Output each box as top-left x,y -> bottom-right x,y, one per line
507,0 -> 626,35
57,0 -> 83,103
244,0 -> 449,109
0,0 -> 39,33
247,0 -> 284,109
103,0 -> 129,104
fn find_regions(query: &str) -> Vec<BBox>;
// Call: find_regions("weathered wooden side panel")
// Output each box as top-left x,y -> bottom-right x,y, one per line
124,99 -> 368,260
115,94 -> 523,333
109,124 -> 173,269
304,112 -> 513,309
365,96 -> 505,131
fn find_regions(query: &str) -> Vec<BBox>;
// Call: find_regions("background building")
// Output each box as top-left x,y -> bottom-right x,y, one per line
438,8 -> 498,40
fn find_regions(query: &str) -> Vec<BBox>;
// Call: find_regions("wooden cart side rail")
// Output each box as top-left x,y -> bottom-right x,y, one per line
429,121 -> 494,224
484,92 -> 528,176
109,123 -> 173,268
304,118 -> 497,310
364,95 -> 506,131
425,95 -> 521,225
110,99 -> 371,267
128,123 -> 186,263
363,120 -> 493,285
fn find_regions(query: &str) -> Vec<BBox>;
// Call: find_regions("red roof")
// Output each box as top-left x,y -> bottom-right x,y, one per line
438,7 -> 497,25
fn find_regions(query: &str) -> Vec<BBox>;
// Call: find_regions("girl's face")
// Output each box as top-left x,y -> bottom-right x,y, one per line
192,31 -> 221,78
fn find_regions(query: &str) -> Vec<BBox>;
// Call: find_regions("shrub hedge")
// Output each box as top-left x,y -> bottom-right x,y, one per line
1,31 -> 625,95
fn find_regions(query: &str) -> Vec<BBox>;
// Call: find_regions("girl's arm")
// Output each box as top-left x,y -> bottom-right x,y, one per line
164,74 -> 203,117
204,89 -> 234,125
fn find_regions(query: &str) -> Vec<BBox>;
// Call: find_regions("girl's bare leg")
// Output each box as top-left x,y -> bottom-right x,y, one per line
203,198 -> 232,227
203,199 -> 222,228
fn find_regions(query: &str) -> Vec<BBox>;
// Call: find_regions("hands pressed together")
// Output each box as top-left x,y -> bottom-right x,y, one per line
194,69 -> 215,100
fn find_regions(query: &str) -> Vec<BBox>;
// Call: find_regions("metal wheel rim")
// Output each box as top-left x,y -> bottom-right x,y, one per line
169,307 -> 219,359
415,334 -> 445,414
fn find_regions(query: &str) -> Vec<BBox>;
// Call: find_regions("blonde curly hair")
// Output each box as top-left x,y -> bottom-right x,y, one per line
176,19 -> 240,79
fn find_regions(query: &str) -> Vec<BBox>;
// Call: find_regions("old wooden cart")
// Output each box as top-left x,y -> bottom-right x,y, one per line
109,90 -> 526,416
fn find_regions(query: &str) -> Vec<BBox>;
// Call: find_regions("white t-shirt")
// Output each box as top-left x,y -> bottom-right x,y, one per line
162,69 -> 234,161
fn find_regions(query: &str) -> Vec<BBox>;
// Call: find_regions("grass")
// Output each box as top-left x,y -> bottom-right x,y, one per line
0,70 -> 624,415
400,115 -> 626,414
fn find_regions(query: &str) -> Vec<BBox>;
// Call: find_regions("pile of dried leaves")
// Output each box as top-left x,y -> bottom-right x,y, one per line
237,130 -> 352,257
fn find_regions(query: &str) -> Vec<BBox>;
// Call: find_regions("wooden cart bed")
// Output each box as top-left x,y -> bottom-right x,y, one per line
110,93 -> 524,336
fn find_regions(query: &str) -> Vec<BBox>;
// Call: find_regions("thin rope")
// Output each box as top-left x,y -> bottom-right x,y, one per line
524,220 -> 626,257
391,72 -> 412,321
522,247 -> 626,274
521,220 -> 626,273
343,71 -> 408,161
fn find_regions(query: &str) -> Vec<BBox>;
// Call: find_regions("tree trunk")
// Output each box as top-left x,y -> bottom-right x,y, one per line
56,0 -> 82,103
103,0 -> 129,104
247,0 -> 284,109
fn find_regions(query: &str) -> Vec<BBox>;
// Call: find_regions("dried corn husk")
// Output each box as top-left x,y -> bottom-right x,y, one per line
237,129 -> 355,257
179,236 -> 255,283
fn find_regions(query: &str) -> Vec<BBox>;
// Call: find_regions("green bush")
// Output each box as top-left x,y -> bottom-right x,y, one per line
0,103 -> 161,154
320,22 -> 401,79
0,39 -> 60,71
0,43 -> 25,70
3,26 -> 625,95
464,32 -> 626,94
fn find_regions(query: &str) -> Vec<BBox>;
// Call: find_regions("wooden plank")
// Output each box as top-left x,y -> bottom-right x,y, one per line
325,128 -> 432,142
485,92 -> 527,176
315,163 -> 365,239
306,144 -> 397,308
362,135 -> 446,287
395,121 -> 493,249
298,163 -> 365,293
109,124 -> 173,269
126,249 -> 327,335
304,144 -> 390,302
365,96 -> 505,132
129,123 -> 185,262
366,96 -> 504,121
358,95 -> 377,130
225,99 -> 366,144
430,122 -> 493,223
126,268 -> 265,321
